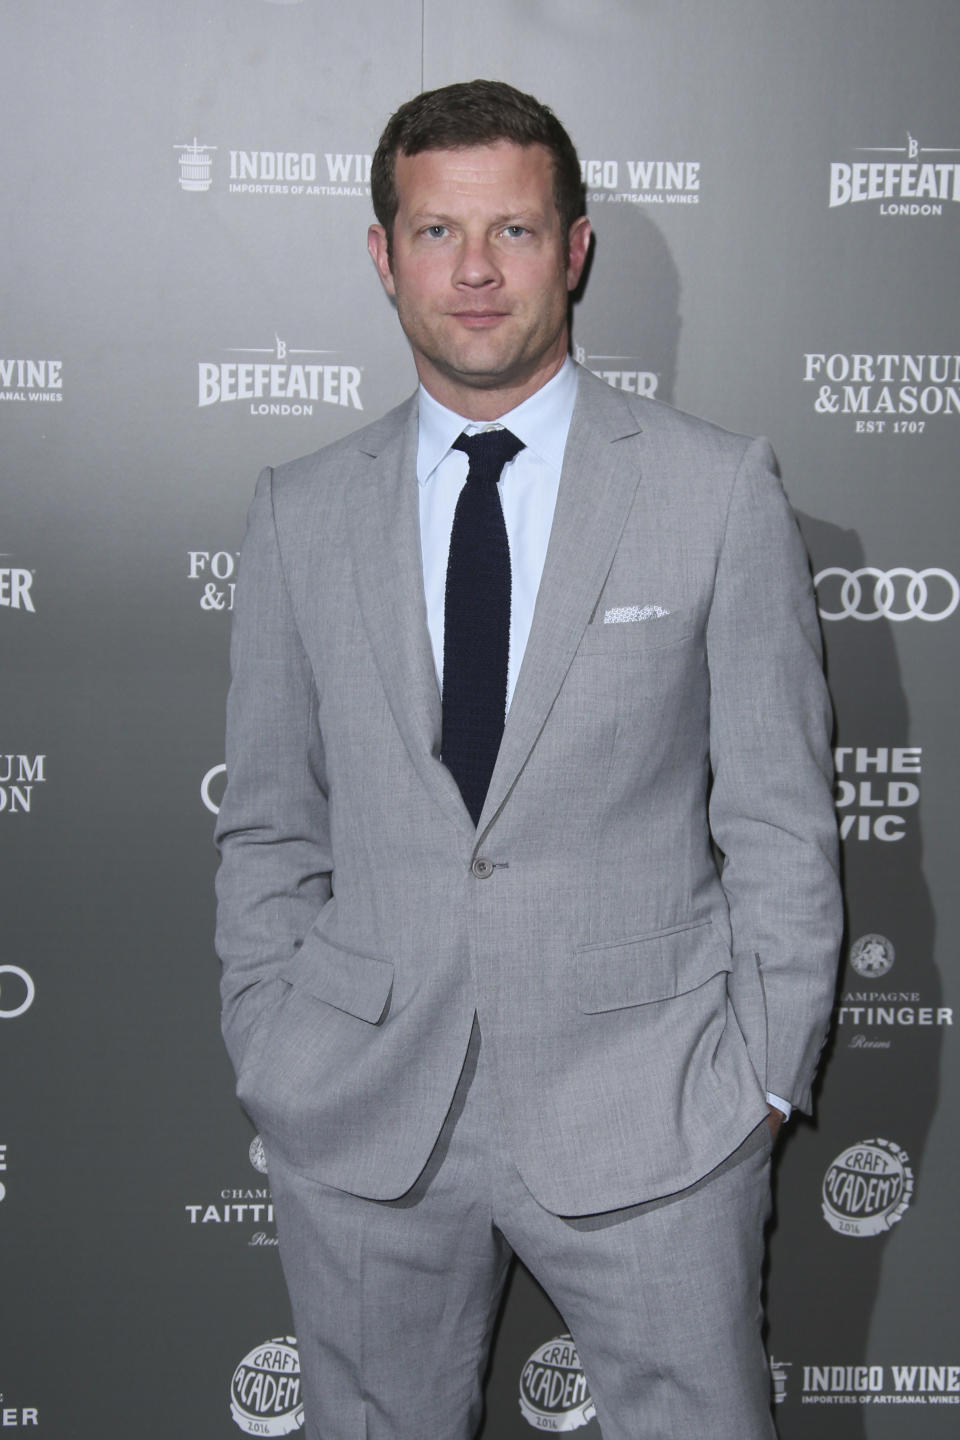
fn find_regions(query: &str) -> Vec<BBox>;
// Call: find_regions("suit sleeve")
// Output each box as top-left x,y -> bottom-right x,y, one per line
214,466 -> 332,1074
706,438 -> 842,1113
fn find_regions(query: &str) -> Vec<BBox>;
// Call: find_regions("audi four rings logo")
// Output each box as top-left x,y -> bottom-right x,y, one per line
814,567 -> 959,621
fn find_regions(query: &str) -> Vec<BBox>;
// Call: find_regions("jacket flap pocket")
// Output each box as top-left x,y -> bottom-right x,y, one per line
280,931 -> 394,1024
577,920 -> 730,1014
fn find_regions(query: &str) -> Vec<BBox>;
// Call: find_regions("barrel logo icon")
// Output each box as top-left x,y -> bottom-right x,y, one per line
175,139 -> 216,192
822,1138 -> 914,1237
230,1336 -> 303,1434
519,1334 -> 596,1431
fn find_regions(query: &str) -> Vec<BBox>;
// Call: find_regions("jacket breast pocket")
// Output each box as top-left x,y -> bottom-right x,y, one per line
575,610 -> 694,656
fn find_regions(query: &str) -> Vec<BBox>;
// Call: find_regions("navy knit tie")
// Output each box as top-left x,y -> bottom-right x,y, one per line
441,428 -> 525,826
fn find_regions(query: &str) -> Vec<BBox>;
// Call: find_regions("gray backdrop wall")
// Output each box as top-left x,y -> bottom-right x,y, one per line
3,1 -> 958,1435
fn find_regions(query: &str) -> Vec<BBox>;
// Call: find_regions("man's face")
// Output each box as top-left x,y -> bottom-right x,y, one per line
368,141 -> 591,418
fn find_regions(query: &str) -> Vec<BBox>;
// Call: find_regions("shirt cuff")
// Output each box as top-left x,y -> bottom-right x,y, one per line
765,1092 -> 792,1120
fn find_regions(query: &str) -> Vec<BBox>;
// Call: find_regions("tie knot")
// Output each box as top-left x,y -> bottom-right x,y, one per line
451,428 -> 525,483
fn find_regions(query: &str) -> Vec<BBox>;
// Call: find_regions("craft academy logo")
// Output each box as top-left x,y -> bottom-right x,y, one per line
0,561 -> 35,613
519,1335 -> 597,1431
230,1338 -> 303,1436
821,1138 -> 914,1237
829,133 -> 960,216
188,550 -> 238,612
198,335 -> 363,416
815,569 -> 958,623
0,357 -> 62,404
175,136 -> 370,198
185,1137 -> 276,1248
0,967 -> 35,1020
800,1362 -> 959,1406
572,344 -> 658,398
839,934 -> 952,1051
579,156 -> 700,207
0,1390 -> 39,1430
0,753 -> 47,817
833,745 -> 921,843
802,352 -> 960,431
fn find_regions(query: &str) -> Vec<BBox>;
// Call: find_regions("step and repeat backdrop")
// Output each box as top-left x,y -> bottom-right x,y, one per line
3,1 -> 958,1435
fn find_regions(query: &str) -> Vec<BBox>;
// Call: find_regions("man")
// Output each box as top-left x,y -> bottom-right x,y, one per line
215,79 -> 842,1440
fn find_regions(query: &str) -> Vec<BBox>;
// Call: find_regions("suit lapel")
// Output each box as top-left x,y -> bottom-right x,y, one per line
478,375 -> 645,836
346,374 -> 645,843
346,397 -> 473,837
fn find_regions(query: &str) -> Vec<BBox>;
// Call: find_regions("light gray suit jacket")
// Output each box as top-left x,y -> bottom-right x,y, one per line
215,366 -> 842,1216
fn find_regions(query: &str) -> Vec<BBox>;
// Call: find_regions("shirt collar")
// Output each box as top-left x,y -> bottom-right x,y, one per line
416,356 -> 579,485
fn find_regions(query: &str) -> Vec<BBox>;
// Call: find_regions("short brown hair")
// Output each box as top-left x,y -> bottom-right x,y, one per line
371,79 -> 585,248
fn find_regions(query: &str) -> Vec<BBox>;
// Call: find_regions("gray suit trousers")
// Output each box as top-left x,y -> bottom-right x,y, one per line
266,1022 -> 777,1440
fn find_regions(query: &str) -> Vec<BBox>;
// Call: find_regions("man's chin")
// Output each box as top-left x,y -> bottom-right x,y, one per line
429,349 -> 546,394
445,368 -> 519,392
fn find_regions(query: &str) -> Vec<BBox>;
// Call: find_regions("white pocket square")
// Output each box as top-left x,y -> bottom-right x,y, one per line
603,604 -> 671,624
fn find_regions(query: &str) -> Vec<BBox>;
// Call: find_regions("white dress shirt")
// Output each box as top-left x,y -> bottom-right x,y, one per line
415,358 -> 790,1122
417,356 -> 577,712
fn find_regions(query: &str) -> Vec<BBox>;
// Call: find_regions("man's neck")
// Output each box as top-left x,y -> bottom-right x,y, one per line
415,352 -> 570,422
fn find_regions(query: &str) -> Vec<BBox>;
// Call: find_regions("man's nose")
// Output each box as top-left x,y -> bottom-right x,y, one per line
452,235 -> 502,286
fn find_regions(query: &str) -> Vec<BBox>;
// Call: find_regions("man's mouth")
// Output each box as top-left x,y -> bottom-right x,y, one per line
450,309 -> 510,327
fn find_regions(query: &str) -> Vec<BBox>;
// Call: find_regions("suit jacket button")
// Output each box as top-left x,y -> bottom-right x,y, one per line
471,857 -> 494,879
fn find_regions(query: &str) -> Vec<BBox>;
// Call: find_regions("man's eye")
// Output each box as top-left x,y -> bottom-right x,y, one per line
424,225 -> 447,238
502,225 -> 528,238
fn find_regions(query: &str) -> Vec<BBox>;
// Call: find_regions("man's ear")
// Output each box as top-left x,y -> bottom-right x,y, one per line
367,225 -> 396,297
566,216 -> 592,291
